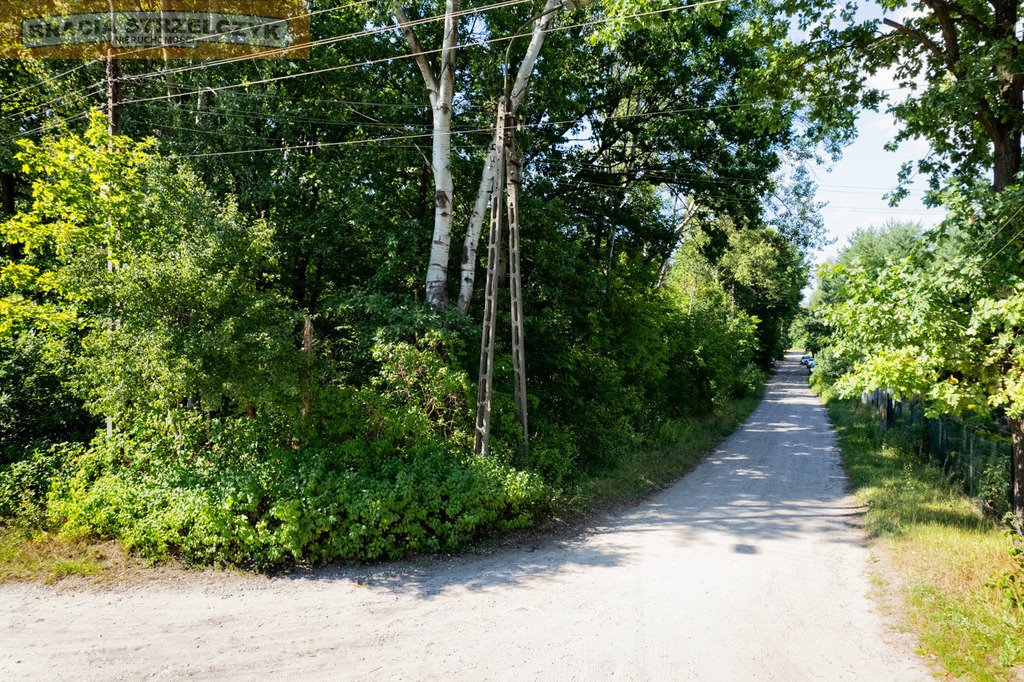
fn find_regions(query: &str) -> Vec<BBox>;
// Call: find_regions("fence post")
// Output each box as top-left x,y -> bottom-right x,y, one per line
969,432 -> 975,495
939,418 -> 944,468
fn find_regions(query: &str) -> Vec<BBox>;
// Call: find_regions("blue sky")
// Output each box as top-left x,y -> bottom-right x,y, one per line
808,89 -> 946,266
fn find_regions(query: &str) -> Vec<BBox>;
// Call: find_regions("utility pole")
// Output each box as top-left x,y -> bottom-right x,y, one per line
505,131 -> 528,454
474,7 -> 556,456
105,0 -> 119,438
106,1 -> 121,136
473,96 -> 530,456
474,99 -> 507,456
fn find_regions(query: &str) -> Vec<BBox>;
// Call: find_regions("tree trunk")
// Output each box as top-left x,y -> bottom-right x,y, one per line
416,161 -> 430,220
301,316 -> 314,420
426,96 -> 455,308
395,0 -> 458,309
1011,415 -> 1024,519
456,146 -> 498,314
401,0 -> 457,309
992,123 -> 1022,192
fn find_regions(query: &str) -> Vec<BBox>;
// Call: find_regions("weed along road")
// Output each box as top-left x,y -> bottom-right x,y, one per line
0,354 -> 928,680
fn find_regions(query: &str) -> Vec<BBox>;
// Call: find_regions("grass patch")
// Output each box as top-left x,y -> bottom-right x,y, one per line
0,525 -> 107,584
825,397 -> 1024,681
561,395 -> 761,516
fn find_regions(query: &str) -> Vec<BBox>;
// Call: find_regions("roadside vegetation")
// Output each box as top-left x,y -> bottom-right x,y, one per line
0,107 -> 804,575
798,212 -> 1024,679
823,397 -> 1024,680
794,0 -> 1024,660
3,0 -> 1024,607
799,214 -> 1024,678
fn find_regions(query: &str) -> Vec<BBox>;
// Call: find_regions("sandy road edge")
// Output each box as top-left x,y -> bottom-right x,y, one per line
814,394 -> 941,679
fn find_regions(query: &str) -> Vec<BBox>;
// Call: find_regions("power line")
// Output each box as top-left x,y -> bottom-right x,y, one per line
12,0 -> 977,144
560,175 -> 931,214
3,0 -> 383,120
0,3 -> 665,141
179,93 -> 795,158
0,0 -> 971,213
816,186 -> 927,196
132,119 -> 283,144
121,0 -> 535,85
138,118 -> 486,152
150,99 -> 795,159
593,165 -> 934,196
971,204 -> 1024,270
191,103 -> 431,129
204,91 -> 431,109
9,0 -> 1021,133
960,200 -> 1024,262
6,84 -> 791,157
2,112 -> 91,145
818,205 -> 941,214
0,63 -> 96,107
178,127 -> 494,157
5,82 -> 106,131
116,0 -> 730,108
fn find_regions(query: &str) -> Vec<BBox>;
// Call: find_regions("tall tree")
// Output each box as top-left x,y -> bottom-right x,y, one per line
455,0 -> 591,313
395,0 -> 460,309
871,0 -> 1024,192
392,0 -> 593,311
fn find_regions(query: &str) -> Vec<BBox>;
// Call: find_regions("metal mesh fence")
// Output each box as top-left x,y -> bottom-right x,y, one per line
861,389 -> 1012,504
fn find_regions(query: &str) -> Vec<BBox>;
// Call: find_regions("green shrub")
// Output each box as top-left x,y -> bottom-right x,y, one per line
655,418 -> 699,448
0,441 -> 84,523
979,459 -> 1013,518
0,332 -> 92,460
46,424 -> 548,568
525,425 -> 578,484
986,531 -> 1024,612
0,122 -> 791,570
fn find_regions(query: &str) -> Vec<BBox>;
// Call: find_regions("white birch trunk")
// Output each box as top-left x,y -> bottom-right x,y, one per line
426,95 -> 455,308
396,0 -> 458,309
455,0 -> 591,314
456,144 -> 498,314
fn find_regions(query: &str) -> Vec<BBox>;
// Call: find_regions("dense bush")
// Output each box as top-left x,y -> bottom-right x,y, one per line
0,442 -> 83,523
0,331 -> 92,460
45,422 -> 545,567
807,346 -> 849,396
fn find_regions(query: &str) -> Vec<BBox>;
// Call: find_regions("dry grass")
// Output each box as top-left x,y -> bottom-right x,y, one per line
827,398 -> 1024,681
0,525 -> 160,585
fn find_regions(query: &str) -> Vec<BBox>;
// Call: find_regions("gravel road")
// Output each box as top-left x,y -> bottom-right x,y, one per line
0,353 -> 929,680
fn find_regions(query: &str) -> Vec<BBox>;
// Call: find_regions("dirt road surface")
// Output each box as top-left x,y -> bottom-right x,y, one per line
0,354 -> 929,680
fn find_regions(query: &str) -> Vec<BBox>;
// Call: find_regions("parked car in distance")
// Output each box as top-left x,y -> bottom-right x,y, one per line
800,355 -> 813,366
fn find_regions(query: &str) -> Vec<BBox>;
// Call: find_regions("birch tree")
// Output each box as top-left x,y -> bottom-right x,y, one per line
394,0 -> 459,309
